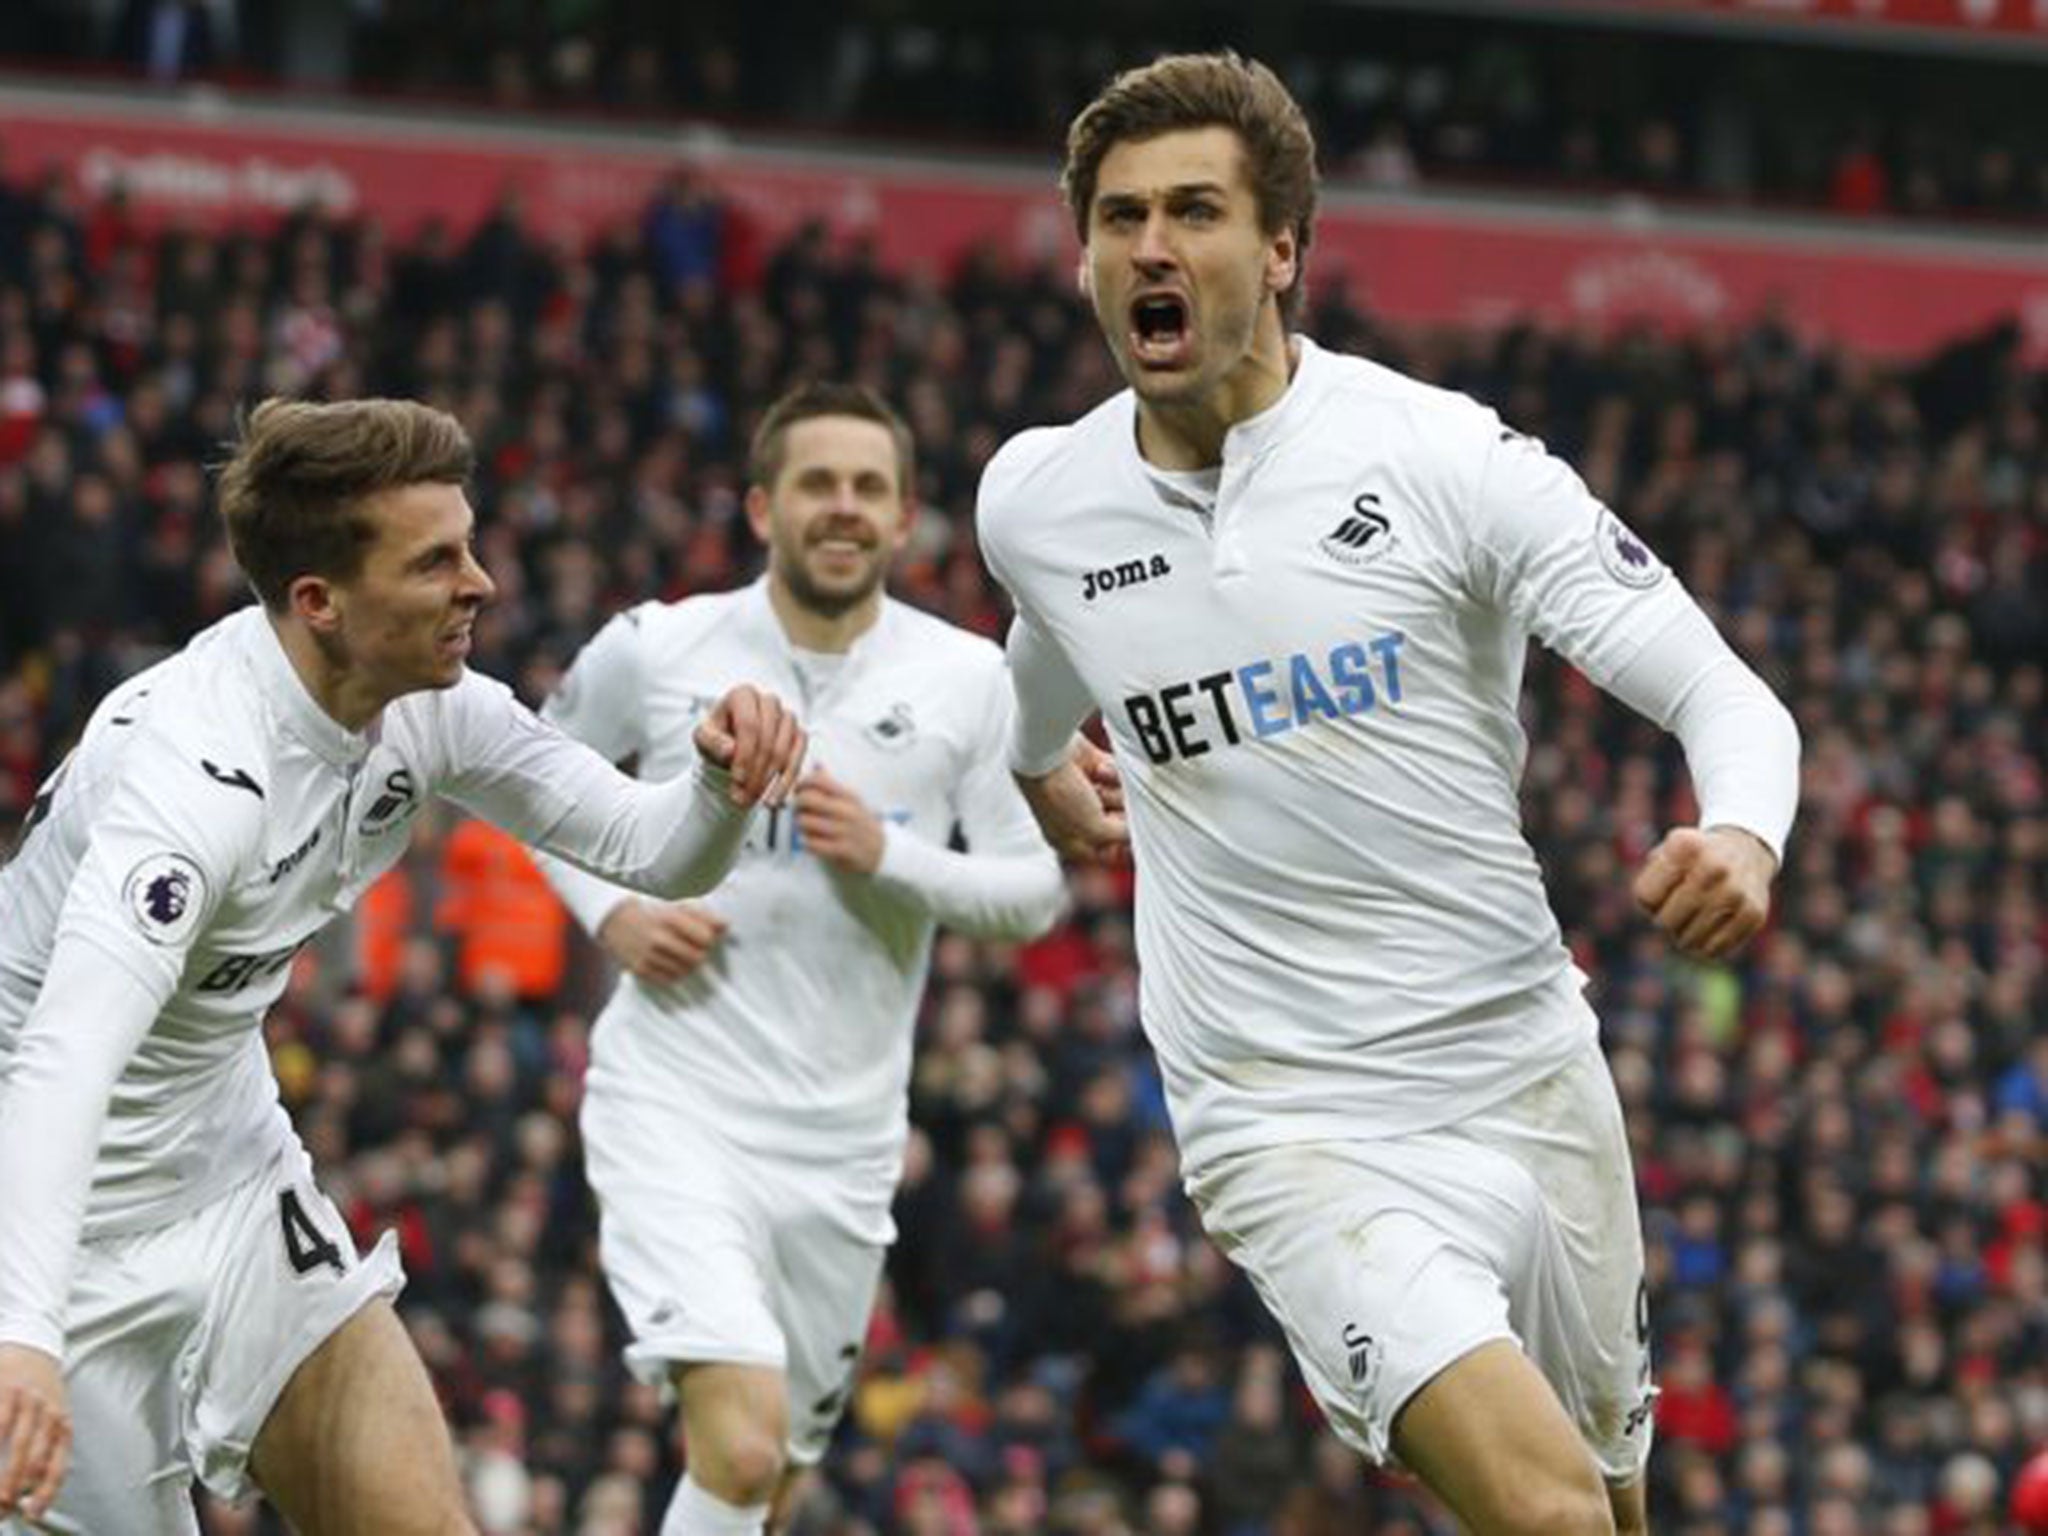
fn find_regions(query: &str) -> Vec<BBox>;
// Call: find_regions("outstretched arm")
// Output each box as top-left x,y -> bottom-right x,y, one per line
442,676 -> 805,901
527,608 -> 746,980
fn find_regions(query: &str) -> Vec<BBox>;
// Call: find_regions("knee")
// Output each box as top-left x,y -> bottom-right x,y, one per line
388,1481 -> 479,1536
1491,1486 -> 1615,1536
688,1418 -> 789,1507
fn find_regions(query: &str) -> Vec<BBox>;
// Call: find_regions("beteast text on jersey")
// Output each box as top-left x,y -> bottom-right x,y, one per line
1123,630 -> 1407,765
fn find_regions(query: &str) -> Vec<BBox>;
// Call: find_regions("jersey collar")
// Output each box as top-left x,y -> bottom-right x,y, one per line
740,574 -> 898,669
1120,332 -> 1329,483
1220,332 -> 1325,465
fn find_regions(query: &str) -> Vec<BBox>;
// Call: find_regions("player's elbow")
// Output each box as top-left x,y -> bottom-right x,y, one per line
1774,692 -> 1803,771
1018,860 -> 1072,938
1741,665 -> 1800,764
1017,883 -> 1071,941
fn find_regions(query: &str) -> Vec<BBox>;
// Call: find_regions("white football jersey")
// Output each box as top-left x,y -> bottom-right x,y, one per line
979,336 -> 1770,1175
540,579 -> 1064,1173
0,606 -> 752,1244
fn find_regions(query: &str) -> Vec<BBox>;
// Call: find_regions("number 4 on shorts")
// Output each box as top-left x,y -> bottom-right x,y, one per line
279,1187 -> 347,1276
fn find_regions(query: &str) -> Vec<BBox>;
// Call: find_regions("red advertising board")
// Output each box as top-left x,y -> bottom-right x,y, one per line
1490,0 -> 2048,45
1695,0 -> 2048,36
4,87 -> 2046,360
1309,201 -> 2048,362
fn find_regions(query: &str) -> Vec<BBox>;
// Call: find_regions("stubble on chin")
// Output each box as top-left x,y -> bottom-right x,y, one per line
785,557 -> 884,619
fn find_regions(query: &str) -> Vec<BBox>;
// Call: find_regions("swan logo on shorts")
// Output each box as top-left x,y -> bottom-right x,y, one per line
1341,1322 -> 1381,1394
1624,1390 -> 1657,1438
811,1342 -> 862,1419
122,852 -> 207,946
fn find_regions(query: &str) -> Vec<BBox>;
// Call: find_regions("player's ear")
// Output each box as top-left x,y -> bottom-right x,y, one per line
1076,253 -> 1094,299
287,574 -> 341,634
1265,226 -> 1298,299
744,484 -> 773,544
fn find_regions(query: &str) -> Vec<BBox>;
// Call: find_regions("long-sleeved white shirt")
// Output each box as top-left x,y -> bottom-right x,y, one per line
0,605 -> 757,1356
537,579 -> 1065,1189
978,336 -> 1798,1178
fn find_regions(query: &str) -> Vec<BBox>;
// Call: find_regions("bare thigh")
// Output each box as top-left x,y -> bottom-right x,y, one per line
1392,1339 -> 1614,1536
248,1300 -> 473,1536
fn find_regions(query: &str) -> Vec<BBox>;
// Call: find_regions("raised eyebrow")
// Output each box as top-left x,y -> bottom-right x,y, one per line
1098,181 -> 1230,208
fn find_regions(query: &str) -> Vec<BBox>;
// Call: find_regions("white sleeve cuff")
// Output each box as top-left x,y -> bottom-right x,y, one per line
1010,732 -> 1080,781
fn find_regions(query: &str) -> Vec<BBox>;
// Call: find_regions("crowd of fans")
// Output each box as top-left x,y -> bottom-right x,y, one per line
1,132 -> 2045,1536
9,1 -> 2048,228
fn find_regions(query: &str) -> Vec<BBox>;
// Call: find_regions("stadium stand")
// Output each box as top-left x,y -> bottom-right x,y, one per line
9,1 -> 2048,226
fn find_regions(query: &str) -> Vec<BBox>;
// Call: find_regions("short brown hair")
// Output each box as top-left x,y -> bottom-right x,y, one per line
1062,51 -> 1319,326
748,381 -> 915,495
216,397 -> 474,610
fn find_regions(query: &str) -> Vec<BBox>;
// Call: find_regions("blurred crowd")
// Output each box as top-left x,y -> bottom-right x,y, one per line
1,133 -> 2045,1536
7,1 -> 2048,229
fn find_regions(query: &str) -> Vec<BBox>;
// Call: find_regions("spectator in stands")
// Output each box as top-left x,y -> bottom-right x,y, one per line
114,0 -> 222,83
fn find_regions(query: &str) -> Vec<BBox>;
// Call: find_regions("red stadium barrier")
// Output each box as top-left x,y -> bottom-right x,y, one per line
1698,0 -> 2048,33
5,82 -> 2047,361
1512,0 -> 2048,46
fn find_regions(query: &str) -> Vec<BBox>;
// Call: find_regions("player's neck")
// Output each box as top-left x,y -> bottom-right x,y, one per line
768,579 -> 882,654
272,614 -> 384,733
1134,324 -> 1296,471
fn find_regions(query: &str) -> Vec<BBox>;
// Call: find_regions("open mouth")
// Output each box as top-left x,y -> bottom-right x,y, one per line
809,524 -> 876,559
1129,294 -> 1192,368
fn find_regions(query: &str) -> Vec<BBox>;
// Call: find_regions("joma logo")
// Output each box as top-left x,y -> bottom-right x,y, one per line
1082,553 -> 1171,602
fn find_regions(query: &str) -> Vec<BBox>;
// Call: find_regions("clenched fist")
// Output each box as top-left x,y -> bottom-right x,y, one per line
1017,737 -> 1128,866
794,766 -> 886,875
597,899 -> 728,984
1633,825 -> 1777,960
692,685 -> 806,807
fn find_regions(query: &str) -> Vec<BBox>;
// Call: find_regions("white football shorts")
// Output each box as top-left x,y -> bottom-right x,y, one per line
10,1142 -> 402,1536
581,1080 -> 891,1465
1185,1037 -> 1654,1481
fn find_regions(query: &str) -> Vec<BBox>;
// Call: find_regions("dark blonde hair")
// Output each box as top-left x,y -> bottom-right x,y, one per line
216,398 -> 474,610
748,381 -> 915,494
1062,51 -> 1319,326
